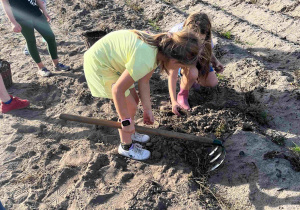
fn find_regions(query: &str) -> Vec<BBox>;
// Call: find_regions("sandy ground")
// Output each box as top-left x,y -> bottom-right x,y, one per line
0,0 -> 300,209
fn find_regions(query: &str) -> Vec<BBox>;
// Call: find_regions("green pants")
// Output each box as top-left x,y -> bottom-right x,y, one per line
17,15 -> 58,63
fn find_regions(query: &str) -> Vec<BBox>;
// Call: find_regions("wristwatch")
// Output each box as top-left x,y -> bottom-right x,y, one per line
121,118 -> 131,127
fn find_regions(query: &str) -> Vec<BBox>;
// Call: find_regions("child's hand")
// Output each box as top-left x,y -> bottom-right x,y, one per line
44,12 -> 51,22
172,102 -> 182,116
213,61 -> 224,73
143,110 -> 154,125
11,22 -> 22,33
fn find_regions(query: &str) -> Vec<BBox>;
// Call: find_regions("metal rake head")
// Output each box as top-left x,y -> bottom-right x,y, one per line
206,140 -> 226,172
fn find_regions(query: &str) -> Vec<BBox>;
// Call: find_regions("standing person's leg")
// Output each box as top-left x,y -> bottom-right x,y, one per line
34,15 -> 70,71
0,75 -> 29,113
18,19 -> 51,77
40,0 -> 47,43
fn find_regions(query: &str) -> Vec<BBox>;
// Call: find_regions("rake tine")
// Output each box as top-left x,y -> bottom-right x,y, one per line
207,140 -> 226,172
209,147 -> 222,163
209,146 -> 219,157
209,155 -> 225,171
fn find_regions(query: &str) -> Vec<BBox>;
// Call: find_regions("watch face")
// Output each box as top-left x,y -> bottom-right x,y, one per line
122,120 -> 130,126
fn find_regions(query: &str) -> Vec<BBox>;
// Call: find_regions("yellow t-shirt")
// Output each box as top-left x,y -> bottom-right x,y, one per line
84,30 -> 158,99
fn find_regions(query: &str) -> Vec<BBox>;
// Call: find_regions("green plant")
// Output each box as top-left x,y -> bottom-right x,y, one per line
148,19 -> 160,31
216,73 -> 225,81
221,31 -> 232,39
290,142 -> 300,156
215,121 -> 228,138
245,104 -> 270,125
271,133 -> 286,146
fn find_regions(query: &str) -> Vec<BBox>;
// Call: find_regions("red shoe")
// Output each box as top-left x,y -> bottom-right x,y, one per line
1,95 -> 30,114
177,89 -> 190,110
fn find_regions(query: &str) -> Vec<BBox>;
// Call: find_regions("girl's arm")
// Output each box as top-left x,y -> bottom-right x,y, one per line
0,0 -> 21,32
36,0 -> 50,22
112,70 -> 135,134
211,53 -> 224,73
138,69 -> 155,125
168,68 -> 181,116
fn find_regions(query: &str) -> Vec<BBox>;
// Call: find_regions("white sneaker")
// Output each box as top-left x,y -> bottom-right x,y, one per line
118,143 -> 151,160
131,132 -> 150,143
38,67 -> 51,77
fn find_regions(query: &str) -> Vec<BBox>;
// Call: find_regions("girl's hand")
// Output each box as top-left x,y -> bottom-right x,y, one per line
143,109 -> 154,125
213,60 -> 225,73
122,123 -> 135,134
44,12 -> 51,22
11,22 -> 22,33
172,102 -> 182,116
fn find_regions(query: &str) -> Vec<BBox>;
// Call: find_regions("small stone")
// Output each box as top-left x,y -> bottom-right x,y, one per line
204,125 -> 212,132
196,148 -> 202,154
146,142 -> 153,147
120,173 -> 134,184
242,123 -> 253,131
32,165 -> 39,169
239,151 -> 245,156
152,151 -> 162,159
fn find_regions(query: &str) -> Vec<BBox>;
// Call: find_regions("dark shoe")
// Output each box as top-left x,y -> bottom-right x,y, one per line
55,63 -> 70,71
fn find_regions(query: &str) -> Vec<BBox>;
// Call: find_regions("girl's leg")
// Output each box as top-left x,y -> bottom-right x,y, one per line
19,20 -> 44,68
117,92 -> 150,160
198,71 -> 218,87
180,66 -> 198,90
118,93 -> 138,145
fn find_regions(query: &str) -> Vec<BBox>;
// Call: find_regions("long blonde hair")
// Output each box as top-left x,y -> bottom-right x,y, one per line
183,12 -> 212,79
132,29 -> 203,74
